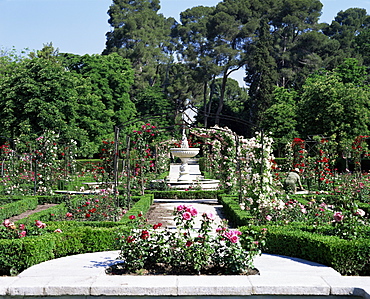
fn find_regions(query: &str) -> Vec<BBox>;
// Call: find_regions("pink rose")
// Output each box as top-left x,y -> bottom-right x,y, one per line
182,211 -> 192,220
19,231 -> 27,238
54,229 -> 63,233
35,220 -> 46,228
187,206 -> 198,216
203,210 -> 216,220
19,224 -> 25,230
223,230 -> 240,243
2,219 -> 11,228
177,205 -> 185,212
229,235 -> 239,243
355,209 -> 365,217
265,215 -> 272,221
66,212 -> 73,218
333,212 -> 344,222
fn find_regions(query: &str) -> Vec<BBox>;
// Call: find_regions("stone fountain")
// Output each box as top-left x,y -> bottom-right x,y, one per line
150,100 -> 219,190
169,129 -> 200,181
166,128 -> 219,190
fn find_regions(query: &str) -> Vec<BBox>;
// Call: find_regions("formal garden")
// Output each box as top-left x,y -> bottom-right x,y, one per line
0,124 -> 369,276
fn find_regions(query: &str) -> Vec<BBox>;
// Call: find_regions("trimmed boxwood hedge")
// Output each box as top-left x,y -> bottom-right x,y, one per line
0,197 -> 39,221
14,203 -> 69,225
218,195 -> 253,227
1,191 -> 369,276
119,194 -> 154,222
251,225 -> 370,276
0,193 -> 153,276
147,190 -> 223,199
218,193 -> 370,276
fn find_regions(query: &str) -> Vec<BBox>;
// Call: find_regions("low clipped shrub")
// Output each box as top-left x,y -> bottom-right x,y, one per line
258,225 -> 370,276
0,193 -> 152,275
218,194 -> 370,276
15,203 -> 68,226
147,190 -> 222,199
218,195 -> 253,227
0,197 -> 38,221
120,194 -> 154,222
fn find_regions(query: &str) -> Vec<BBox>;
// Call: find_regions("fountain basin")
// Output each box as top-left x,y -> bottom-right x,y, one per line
169,148 -> 200,182
170,147 -> 200,158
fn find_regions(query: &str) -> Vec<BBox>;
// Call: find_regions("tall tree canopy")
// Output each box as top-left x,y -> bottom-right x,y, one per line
0,47 -> 136,157
61,52 -> 136,127
297,59 -> 370,148
103,0 -> 175,90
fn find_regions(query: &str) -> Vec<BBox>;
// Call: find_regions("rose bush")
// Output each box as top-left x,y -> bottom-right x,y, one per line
117,204 -> 267,275
0,219 -> 61,239
64,192 -> 126,221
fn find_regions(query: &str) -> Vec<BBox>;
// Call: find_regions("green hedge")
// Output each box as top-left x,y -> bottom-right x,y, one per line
253,225 -> 370,276
0,195 -> 33,205
36,195 -> 66,204
0,197 -> 38,221
218,195 -> 254,227
120,194 -> 154,222
147,190 -> 222,199
0,226 -> 123,276
218,194 -> 370,276
0,193 -> 153,276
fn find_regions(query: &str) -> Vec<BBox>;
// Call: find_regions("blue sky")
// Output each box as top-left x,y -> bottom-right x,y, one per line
0,0 -> 369,56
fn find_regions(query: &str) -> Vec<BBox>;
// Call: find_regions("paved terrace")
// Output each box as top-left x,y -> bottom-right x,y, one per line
0,251 -> 369,298
0,199 -> 369,298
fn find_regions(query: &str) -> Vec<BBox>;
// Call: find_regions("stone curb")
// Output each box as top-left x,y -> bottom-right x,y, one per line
0,251 -> 369,298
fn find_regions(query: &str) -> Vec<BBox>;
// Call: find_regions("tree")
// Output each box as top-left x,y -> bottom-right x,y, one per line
61,52 -> 136,127
260,86 -> 298,150
202,78 -> 249,135
29,42 -> 59,61
354,28 -> 370,67
322,8 -> 370,53
175,0 -> 261,126
0,58 -> 78,139
334,57 -> 368,85
245,17 -> 278,129
103,0 -> 175,91
134,84 -> 175,129
298,59 -> 370,148
174,5 -> 220,126
269,0 -> 323,87
0,54 -> 125,157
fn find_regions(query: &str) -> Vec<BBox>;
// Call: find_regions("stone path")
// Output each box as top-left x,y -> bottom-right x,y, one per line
8,204 -> 57,222
146,198 -> 227,230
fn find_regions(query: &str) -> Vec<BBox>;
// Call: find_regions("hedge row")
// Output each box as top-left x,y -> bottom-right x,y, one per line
0,197 -> 39,221
0,225 -> 124,276
218,195 -> 253,227
218,194 -> 370,276
0,193 -> 154,276
15,203 -> 69,226
120,194 -> 154,222
147,190 -> 222,199
256,225 -> 370,276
